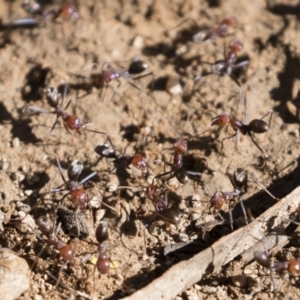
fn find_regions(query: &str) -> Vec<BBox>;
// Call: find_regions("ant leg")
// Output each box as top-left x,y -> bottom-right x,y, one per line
166,17 -> 199,34
260,109 -> 273,128
79,172 -> 97,185
50,116 -> 59,133
248,174 -> 279,200
192,72 -> 213,93
248,132 -> 264,155
55,158 -> 68,183
238,196 -> 248,225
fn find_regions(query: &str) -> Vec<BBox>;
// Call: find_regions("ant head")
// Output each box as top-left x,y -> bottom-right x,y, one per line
45,87 -> 60,108
210,192 -> 225,213
211,62 -> 227,75
233,168 -> 247,189
67,160 -> 83,181
95,221 -> 109,244
94,144 -> 116,158
222,17 -> 237,27
288,259 -> 300,274
175,168 -> 189,184
128,60 -> 149,75
211,112 -> 231,127
192,30 -> 211,43
37,216 -> 53,235
229,40 -> 243,52
60,4 -> 80,20
173,138 -> 188,154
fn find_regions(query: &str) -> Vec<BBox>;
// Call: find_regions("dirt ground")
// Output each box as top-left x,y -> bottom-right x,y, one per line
0,0 -> 300,299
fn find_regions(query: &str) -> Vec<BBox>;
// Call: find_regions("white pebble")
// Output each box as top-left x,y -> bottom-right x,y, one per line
0,248 -> 30,300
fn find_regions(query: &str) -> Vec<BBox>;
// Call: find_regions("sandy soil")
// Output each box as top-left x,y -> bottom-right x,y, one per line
0,0 -> 300,299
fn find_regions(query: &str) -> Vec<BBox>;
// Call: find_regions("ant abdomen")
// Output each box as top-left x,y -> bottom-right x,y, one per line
159,208 -> 180,225
253,251 -> 271,269
46,87 -> 60,108
248,119 -> 269,134
94,144 -> 116,158
96,222 -> 109,244
38,216 -> 53,235
174,168 -> 189,184
68,160 -> 83,181
233,168 -> 247,189
128,60 -> 149,74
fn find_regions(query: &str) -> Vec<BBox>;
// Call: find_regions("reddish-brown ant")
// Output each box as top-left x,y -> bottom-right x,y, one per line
31,215 -> 75,287
37,215 -> 75,265
94,134 -> 149,178
87,61 -> 154,94
94,221 -> 110,274
146,184 -> 180,226
199,110 -> 273,166
254,250 -> 300,292
28,83 -> 107,136
49,159 -> 97,236
194,39 -> 249,87
20,1 -> 79,22
116,182 -> 180,227
193,17 -> 237,44
155,138 -> 202,185
208,164 -> 277,229
169,16 -> 237,45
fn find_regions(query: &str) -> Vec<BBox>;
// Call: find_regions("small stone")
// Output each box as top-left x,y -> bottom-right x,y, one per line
12,137 -> 20,148
178,232 -> 189,243
0,248 -> 30,300
18,211 -> 36,232
166,76 -> 182,95
132,35 -> 144,49
24,190 -> 33,196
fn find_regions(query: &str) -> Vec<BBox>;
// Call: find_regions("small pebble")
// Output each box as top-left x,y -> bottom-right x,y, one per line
132,35 -> 144,49
12,137 -> 20,148
166,76 -> 182,95
0,248 -> 30,300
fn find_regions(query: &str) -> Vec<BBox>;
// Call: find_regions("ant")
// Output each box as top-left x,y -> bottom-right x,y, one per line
208,164 -> 278,230
146,184 -> 180,226
194,39 -> 249,88
254,250 -> 300,292
208,167 -> 248,230
94,221 -> 110,274
28,83 -> 108,136
49,159 -> 98,236
32,215 -> 75,287
155,138 -> 203,185
193,17 -> 237,44
94,134 -> 149,178
199,109 -> 273,167
21,1 -> 79,21
116,181 -> 180,227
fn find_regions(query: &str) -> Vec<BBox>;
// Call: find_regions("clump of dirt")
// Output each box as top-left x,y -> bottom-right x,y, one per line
0,0 -> 299,299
